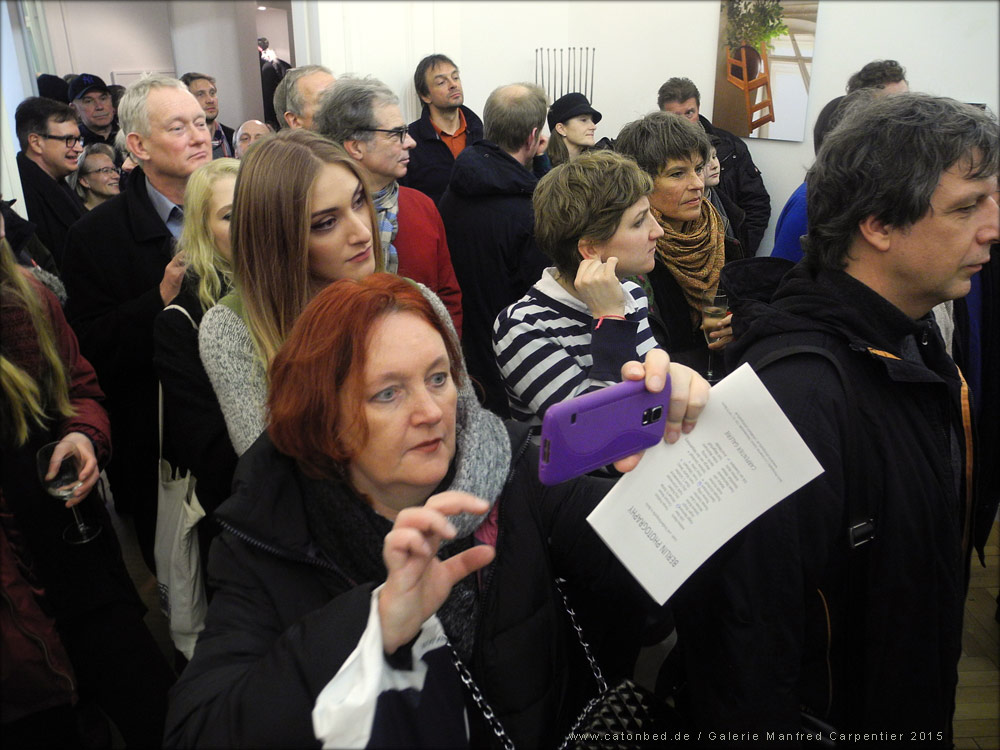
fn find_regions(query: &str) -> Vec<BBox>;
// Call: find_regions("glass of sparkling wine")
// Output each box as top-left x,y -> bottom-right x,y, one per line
36,441 -> 101,544
701,290 -> 729,385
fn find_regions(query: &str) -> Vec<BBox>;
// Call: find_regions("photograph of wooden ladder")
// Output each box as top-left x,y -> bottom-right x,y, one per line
726,43 -> 776,134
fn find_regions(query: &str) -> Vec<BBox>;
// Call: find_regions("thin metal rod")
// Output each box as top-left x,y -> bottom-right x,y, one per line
590,47 -> 595,101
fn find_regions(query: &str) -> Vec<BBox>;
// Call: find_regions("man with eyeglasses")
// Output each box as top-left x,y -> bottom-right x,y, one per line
401,54 -> 483,204
181,72 -> 235,158
68,73 -> 119,147
316,75 -> 463,334
14,96 -> 86,267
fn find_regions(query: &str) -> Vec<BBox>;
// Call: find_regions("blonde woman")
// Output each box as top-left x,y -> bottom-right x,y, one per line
67,143 -> 120,210
153,158 -> 240,521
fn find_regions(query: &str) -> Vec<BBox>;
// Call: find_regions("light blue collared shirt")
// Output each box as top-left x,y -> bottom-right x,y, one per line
145,178 -> 184,239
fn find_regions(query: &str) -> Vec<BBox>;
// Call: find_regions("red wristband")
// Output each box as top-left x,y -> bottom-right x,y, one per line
594,314 -> 626,329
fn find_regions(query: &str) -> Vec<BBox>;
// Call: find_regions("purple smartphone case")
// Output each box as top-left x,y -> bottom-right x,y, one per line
538,378 -> 670,485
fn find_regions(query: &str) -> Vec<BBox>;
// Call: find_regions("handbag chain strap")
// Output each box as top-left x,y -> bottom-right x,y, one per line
448,642 -> 515,750
553,577 -> 608,694
446,578 -> 608,750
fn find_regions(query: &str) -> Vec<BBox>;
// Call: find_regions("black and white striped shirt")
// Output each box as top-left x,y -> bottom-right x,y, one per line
493,268 -> 659,424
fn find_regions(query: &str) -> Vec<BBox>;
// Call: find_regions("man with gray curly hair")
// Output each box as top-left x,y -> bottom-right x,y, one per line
61,74 -> 211,574
315,75 -> 463,333
677,93 -> 999,741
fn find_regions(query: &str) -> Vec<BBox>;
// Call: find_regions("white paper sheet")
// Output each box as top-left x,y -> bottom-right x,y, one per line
587,363 -> 823,604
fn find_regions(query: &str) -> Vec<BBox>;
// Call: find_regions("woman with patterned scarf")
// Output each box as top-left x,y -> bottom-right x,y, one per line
616,112 -> 743,378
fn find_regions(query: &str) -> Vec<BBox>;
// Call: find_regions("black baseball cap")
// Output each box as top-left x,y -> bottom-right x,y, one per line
547,92 -> 602,131
68,73 -> 110,101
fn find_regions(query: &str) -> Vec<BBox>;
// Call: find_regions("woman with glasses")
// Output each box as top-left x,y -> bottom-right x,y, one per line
67,144 -> 121,211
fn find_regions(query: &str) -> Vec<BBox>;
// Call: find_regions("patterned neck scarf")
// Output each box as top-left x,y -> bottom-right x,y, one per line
372,182 -> 400,274
652,198 -> 727,323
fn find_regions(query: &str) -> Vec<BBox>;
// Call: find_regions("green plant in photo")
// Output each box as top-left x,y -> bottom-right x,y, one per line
724,0 -> 789,51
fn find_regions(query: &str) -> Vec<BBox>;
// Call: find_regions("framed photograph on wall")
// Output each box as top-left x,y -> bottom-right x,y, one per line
712,0 -> 819,141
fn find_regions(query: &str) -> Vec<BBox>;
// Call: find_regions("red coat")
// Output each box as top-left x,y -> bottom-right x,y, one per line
396,186 -> 463,336
1,274 -> 112,722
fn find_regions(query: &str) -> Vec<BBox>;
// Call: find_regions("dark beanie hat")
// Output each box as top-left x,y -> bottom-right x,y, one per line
37,73 -> 69,103
547,92 -> 602,131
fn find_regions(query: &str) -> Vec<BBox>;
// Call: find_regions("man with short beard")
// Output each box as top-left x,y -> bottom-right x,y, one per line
401,54 -> 483,204
182,72 -> 235,158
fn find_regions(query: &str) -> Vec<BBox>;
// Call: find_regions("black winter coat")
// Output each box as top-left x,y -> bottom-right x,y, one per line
401,105 -> 484,204
645,233 -> 743,376
152,287 -> 239,570
164,423 -> 653,748
62,167 -> 174,516
438,142 -> 549,417
674,258 -> 971,742
699,116 -> 770,257
15,152 -> 86,269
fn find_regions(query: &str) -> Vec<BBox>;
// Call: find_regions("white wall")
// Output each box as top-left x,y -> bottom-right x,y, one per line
294,0 -> 999,254
169,0 -> 264,123
37,0 -> 265,123
2,0 -> 30,213
42,0 -> 175,81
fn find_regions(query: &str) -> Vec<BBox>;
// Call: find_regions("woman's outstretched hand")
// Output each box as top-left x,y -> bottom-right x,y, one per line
613,348 -> 710,473
379,491 -> 496,654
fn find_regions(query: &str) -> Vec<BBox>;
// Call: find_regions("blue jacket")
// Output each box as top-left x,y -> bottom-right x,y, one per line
770,181 -> 808,262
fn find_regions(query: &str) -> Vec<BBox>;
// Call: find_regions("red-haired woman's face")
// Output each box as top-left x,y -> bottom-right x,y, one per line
306,163 -> 375,288
348,311 -> 458,517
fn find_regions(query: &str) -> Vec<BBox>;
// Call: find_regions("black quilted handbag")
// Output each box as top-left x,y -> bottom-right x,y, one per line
450,578 -> 681,749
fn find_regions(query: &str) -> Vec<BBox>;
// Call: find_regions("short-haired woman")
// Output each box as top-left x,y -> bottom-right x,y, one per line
67,143 -> 120,210
615,112 -> 741,377
493,150 -> 667,423
165,272 -> 709,747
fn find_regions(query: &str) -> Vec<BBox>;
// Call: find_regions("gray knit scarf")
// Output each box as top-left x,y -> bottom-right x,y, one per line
300,283 -> 510,658
301,386 -> 510,660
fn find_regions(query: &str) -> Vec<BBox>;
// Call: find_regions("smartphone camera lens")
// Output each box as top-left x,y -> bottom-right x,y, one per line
642,406 -> 663,426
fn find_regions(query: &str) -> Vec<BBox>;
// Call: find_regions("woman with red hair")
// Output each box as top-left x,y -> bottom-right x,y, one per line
166,273 -> 709,747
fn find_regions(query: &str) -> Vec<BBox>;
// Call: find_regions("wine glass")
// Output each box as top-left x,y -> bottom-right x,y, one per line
36,441 -> 101,544
701,290 -> 729,385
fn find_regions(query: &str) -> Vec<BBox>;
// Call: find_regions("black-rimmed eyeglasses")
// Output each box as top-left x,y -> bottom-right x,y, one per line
38,133 -> 85,148
358,126 -> 409,144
